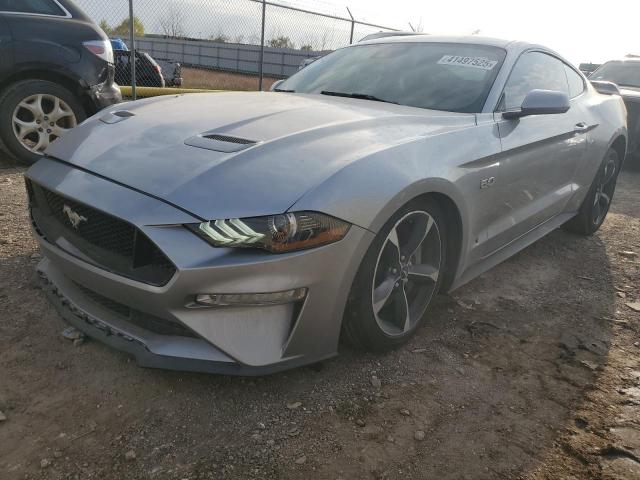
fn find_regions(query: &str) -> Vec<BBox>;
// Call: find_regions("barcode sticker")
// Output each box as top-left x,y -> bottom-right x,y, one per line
437,55 -> 498,70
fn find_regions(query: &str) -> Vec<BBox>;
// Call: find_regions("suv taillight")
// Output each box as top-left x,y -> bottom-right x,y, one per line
83,40 -> 114,64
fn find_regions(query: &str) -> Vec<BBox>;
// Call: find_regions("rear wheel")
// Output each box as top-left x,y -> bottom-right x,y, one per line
0,80 -> 85,165
563,148 -> 620,235
343,199 -> 446,351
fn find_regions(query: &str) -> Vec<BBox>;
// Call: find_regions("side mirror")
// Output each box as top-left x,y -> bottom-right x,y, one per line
270,79 -> 285,91
503,89 -> 570,119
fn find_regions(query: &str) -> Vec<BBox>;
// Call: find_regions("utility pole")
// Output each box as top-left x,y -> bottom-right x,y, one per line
258,0 -> 266,91
346,7 -> 355,44
129,0 -> 137,99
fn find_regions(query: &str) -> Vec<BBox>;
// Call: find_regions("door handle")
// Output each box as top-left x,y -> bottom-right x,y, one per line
574,123 -> 590,133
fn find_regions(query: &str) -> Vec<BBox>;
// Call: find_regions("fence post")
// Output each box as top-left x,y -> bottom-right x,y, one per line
346,7 -> 355,44
258,0 -> 266,91
128,0 -> 137,100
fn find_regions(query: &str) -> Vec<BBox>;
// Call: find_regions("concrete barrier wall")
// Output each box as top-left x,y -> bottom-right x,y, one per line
134,36 -> 327,78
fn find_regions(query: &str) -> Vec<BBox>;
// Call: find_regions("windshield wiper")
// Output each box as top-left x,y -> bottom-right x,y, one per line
320,90 -> 398,104
274,88 -> 295,92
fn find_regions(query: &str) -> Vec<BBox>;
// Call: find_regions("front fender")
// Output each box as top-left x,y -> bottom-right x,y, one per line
291,116 -> 503,287
290,141 -> 478,279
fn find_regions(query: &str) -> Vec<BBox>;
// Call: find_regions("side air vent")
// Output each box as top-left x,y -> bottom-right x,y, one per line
184,131 -> 258,153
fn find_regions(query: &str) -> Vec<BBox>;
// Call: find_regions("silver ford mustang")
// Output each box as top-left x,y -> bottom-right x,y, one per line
25,36 -> 627,375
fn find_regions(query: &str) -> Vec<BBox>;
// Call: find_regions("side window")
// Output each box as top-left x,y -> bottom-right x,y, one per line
564,64 -> 585,98
501,52 -> 569,110
0,0 -> 65,16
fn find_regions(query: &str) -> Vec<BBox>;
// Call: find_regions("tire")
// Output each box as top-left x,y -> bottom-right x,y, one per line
0,80 -> 86,165
563,148 -> 621,235
343,198 -> 447,351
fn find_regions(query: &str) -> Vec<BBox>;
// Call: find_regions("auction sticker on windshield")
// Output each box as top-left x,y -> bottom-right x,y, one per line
437,55 -> 498,70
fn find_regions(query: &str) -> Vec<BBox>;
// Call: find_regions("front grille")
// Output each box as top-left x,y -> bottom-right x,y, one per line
624,99 -> 640,153
27,180 -> 176,286
42,188 -> 137,259
73,282 -> 197,338
25,178 -> 37,206
74,282 -> 131,318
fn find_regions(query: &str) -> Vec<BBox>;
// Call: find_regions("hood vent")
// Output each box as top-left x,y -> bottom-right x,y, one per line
185,132 -> 258,153
99,110 -> 135,124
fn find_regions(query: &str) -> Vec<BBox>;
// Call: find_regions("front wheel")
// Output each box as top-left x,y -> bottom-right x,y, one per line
563,147 -> 620,235
343,199 -> 446,351
0,80 -> 85,165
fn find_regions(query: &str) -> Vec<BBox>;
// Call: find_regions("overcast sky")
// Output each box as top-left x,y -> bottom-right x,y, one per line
323,0 -> 640,65
79,0 -> 640,64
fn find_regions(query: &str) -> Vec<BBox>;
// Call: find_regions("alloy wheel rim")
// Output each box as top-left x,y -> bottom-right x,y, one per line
12,94 -> 77,155
592,152 -> 617,226
371,211 -> 442,337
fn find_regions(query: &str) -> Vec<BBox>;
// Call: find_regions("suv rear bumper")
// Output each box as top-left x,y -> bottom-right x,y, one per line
88,64 -> 122,111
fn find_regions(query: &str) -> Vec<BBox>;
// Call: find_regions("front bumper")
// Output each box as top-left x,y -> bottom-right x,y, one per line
38,262 -> 327,375
26,157 -> 374,374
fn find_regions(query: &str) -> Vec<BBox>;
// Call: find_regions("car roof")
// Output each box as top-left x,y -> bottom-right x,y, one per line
359,31 -> 426,42
359,34 -> 519,49
356,34 -> 572,65
603,57 -> 640,63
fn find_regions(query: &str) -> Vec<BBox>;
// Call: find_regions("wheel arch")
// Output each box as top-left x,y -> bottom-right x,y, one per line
610,134 -> 628,165
0,67 -> 93,115
365,180 -> 468,294
417,191 -> 463,292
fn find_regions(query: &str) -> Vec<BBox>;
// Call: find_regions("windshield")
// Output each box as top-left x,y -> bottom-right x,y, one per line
279,42 -> 506,113
590,61 -> 640,88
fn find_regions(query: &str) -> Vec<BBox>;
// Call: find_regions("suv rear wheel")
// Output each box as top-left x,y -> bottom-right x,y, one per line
0,80 -> 86,165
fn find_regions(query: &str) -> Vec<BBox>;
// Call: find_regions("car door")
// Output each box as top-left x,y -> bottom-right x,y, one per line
0,15 -> 12,79
492,51 -> 588,247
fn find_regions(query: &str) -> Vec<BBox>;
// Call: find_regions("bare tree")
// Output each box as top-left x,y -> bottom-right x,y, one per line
408,18 -> 424,33
210,32 -> 230,43
158,5 -> 186,38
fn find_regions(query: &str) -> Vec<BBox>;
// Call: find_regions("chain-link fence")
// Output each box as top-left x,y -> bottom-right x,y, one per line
75,0 -> 399,97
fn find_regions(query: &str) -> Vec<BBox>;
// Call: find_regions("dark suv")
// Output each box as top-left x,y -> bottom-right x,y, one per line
590,58 -> 640,165
0,0 -> 121,164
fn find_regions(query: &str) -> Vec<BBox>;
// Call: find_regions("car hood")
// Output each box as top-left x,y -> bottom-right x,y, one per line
46,92 -> 475,221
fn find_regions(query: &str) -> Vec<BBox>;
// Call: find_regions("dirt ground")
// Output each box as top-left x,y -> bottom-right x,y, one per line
182,68 -> 280,91
0,153 -> 639,480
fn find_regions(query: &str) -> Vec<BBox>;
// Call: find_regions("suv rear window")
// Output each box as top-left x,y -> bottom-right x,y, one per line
0,0 -> 65,16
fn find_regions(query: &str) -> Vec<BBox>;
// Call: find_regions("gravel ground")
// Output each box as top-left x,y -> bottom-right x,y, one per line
0,155 -> 639,480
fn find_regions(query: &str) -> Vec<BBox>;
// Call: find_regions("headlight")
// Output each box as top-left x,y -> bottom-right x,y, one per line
187,211 -> 350,253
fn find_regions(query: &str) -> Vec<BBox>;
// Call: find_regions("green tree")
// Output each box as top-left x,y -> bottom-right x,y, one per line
100,16 -> 145,38
99,19 -> 114,36
300,44 -> 313,51
268,36 -> 294,49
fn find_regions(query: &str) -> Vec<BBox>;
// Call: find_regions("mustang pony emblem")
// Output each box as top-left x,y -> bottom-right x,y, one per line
62,204 -> 88,229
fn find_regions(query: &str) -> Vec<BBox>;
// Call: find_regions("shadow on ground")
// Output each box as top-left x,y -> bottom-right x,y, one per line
1,164 -> 628,479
